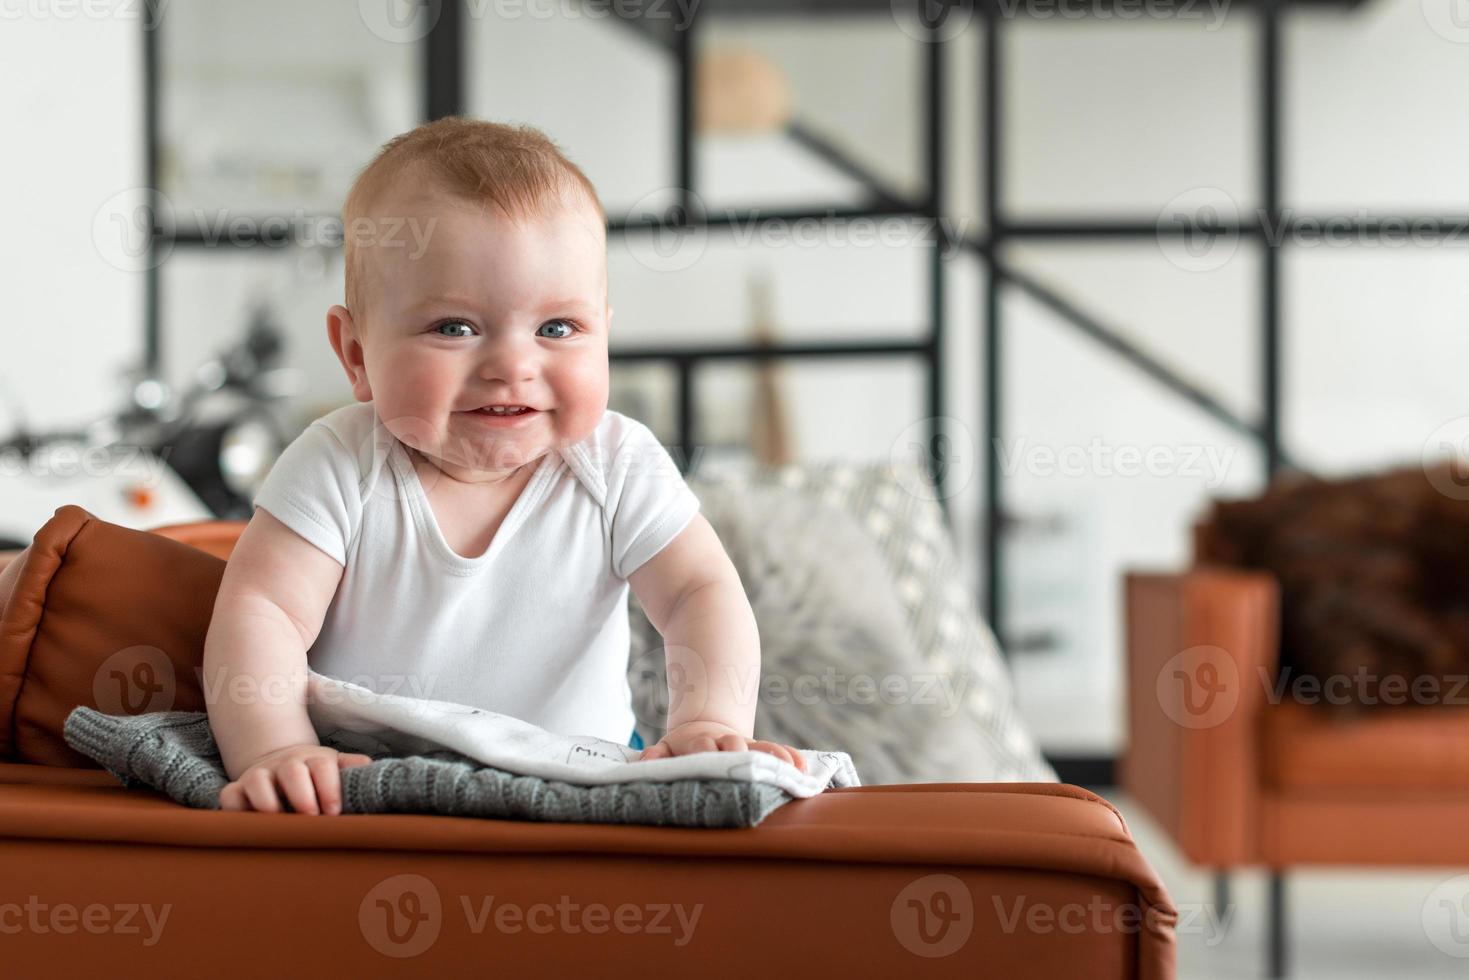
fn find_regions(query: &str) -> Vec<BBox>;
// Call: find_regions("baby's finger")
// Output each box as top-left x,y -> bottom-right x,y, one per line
337,752 -> 374,769
715,733 -> 745,752
218,781 -> 246,811
638,741 -> 671,761
276,761 -> 321,815
771,742 -> 807,772
747,741 -> 791,766
751,741 -> 805,772
686,735 -> 720,755
240,769 -> 284,813
306,756 -> 344,816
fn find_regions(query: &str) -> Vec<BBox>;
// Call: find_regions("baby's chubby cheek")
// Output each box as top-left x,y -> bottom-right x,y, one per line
365,359 -> 459,450
553,361 -> 610,441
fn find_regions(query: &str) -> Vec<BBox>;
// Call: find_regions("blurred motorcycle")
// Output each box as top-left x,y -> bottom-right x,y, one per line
0,304 -> 301,547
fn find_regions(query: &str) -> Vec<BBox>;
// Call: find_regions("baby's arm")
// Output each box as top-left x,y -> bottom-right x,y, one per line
628,513 -> 806,771
201,507 -> 371,812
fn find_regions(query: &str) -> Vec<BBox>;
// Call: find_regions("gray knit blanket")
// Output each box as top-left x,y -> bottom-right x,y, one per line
63,707 -> 805,828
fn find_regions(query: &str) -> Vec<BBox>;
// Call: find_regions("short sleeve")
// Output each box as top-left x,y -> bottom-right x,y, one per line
251,421 -> 363,566
605,419 -> 701,580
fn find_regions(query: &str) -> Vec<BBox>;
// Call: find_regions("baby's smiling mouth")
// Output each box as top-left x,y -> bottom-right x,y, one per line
464,404 -> 543,417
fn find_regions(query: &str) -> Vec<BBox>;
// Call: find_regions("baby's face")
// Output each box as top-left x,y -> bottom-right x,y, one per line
333,186 -> 610,485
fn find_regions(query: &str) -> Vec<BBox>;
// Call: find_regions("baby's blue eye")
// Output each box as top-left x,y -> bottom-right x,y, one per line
538,319 -> 576,339
435,321 -> 474,338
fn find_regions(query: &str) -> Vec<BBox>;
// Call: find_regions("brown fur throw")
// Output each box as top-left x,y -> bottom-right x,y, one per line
1197,464 -> 1469,711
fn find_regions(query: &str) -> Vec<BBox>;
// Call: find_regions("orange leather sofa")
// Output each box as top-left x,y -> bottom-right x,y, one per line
1126,564 -> 1469,978
0,507 -> 1176,977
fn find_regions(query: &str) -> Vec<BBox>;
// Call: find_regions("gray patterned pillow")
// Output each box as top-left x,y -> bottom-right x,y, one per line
626,460 -> 1055,784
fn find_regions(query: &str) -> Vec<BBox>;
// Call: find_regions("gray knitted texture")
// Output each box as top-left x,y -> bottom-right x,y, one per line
62,707 -> 794,828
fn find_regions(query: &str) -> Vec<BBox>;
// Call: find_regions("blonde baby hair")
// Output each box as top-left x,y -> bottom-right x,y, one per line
340,115 -> 606,319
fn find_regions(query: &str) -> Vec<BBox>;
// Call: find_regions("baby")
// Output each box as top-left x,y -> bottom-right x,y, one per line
202,116 -> 804,815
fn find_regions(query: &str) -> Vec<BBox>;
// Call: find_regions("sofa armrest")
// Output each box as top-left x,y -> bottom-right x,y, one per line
0,770 -> 1176,979
1123,569 -> 1280,867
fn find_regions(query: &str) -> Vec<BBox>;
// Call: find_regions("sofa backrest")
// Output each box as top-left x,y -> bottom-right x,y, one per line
0,506 -> 245,766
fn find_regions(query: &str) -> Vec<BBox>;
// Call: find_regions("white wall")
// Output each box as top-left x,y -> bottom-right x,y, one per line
0,10 -> 143,432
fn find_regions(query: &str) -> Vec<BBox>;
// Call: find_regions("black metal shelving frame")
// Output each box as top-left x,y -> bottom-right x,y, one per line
143,0 -> 1431,792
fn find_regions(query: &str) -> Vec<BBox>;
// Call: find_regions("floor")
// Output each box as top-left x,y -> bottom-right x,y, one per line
1108,791 -> 1469,979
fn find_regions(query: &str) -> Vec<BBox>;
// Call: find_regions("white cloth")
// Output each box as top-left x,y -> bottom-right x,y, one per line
252,402 -> 701,744
306,669 -> 861,798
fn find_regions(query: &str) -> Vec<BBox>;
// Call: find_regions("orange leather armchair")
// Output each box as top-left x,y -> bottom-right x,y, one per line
0,509 -> 1177,978
1125,565 -> 1469,978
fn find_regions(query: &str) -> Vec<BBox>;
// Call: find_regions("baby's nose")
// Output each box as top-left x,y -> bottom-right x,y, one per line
478,338 -> 537,381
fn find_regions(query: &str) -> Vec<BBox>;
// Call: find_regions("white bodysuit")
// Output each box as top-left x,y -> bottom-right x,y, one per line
251,401 -> 700,744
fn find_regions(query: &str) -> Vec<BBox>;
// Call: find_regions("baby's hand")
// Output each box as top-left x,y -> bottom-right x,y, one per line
219,744 -> 375,815
638,721 -> 807,773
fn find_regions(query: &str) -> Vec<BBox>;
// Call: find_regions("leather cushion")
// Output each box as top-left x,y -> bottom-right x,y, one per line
1263,699 -> 1469,792
0,505 -> 235,766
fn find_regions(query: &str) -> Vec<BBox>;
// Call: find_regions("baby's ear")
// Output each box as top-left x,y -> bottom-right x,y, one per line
326,305 -> 373,403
